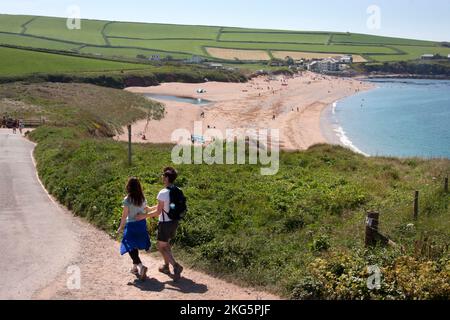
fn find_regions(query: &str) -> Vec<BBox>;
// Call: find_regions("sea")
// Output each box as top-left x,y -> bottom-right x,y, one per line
322,79 -> 450,159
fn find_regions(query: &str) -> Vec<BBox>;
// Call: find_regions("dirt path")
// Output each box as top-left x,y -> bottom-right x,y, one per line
35,209 -> 279,300
0,129 -> 278,300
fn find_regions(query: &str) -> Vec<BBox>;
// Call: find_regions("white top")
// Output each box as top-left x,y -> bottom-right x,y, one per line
157,188 -> 171,222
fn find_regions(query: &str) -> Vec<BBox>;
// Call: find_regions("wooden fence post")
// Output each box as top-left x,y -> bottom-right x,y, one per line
414,191 -> 419,220
365,211 -> 379,247
445,176 -> 448,193
127,124 -> 132,166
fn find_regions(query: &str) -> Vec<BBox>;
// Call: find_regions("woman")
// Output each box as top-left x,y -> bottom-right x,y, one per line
117,177 -> 155,281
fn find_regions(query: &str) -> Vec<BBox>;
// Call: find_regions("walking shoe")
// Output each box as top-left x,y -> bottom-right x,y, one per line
158,264 -> 171,276
139,266 -> 148,281
173,263 -> 184,282
130,267 -> 139,277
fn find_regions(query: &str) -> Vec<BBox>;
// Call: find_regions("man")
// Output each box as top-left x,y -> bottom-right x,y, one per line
137,167 -> 184,281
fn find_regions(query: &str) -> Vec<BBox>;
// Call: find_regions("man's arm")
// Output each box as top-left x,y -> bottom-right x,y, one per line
135,201 -> 164,221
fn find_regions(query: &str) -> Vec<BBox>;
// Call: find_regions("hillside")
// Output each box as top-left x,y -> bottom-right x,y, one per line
1,14 -> 450,64
0,46 -> 148,76
3,82 -> 448,299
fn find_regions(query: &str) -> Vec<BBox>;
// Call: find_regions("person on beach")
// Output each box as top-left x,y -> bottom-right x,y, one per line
117,177 -> 156,281
18,120 -> 24,135
136,167 -> 185,281
12,119 -> 18,134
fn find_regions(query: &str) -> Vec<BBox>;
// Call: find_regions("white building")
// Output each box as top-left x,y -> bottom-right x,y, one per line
308,58 -> 343,73
307,61 -> 319,72
340,55 -> 353,64
421,54 -> 435,60
150,54 -> 161,61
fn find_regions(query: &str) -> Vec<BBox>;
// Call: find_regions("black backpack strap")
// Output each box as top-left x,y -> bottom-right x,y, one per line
162,186 -> 174,222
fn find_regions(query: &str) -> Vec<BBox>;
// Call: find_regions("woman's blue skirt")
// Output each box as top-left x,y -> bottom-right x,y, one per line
120,220 -> 151,255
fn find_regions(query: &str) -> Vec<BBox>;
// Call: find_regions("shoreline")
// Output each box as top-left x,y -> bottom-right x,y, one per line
320,99 -> 372,157
118,72 -> 375,151
319,82 -> 378,157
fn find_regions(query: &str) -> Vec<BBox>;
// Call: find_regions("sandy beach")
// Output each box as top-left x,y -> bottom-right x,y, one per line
118,72 -> 374,151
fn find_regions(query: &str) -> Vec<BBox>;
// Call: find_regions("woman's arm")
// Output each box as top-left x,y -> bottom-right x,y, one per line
135,201 -> 164,221
117,206 -> 129,233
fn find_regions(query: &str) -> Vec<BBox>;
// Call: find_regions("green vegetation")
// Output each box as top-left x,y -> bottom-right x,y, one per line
0,46 -> 248,87
0,82 -> 164,135
219,32 -> 331,44
25,16 -> 108,45
1,13 -> 449,65
0,33 -> 80,51
0,14 -> 34,33
105,22 -> 220,40
359,60 -> 450,77
331,33 -> 436,46
0,46 -> 147,77
7,82 -> 447,299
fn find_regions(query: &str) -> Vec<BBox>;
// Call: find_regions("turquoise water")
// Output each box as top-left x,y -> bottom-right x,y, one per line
325,79 -> 450,159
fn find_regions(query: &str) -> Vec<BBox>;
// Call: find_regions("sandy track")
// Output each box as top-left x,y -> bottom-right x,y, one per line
35,209 -> 279,300
0,130 -> 277,300
119,72 -> 373,151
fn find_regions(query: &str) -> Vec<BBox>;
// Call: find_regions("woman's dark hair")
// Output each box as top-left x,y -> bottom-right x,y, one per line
126,177 -> 145,207
163,167 -> 178,183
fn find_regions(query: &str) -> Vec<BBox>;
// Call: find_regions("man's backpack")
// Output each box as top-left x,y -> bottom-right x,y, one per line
164,185 -> 187,221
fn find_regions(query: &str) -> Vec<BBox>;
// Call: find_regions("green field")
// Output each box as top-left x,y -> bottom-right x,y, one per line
0,14 -> 34,33
6,82 -> 447,299
0,46 -> 147,76
219,31 -> 331,44
25,16 -> 108,45
1,13 -> 449,64
105,22 -> 220,40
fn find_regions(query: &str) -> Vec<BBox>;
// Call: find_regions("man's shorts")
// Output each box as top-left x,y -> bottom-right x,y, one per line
157,221 -> 179,243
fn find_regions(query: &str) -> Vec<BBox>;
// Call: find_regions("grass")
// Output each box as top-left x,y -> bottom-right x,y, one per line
1,13 -> 448,64
30,127 -> 450,299
24,16 -> 108,45
0,33 -> 80,51
219,32 -> 330,44
0,14 -> 35,33
0,46 -> 148,77
105,22 -> 220,40
369,45 -> 450,62
332,33 -> 436,46
0,82 -> 164,135
108,38 -> 210,56
9,82 -> 448,299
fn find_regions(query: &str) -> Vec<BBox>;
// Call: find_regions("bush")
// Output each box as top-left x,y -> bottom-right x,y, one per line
292,252 -> 450,300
